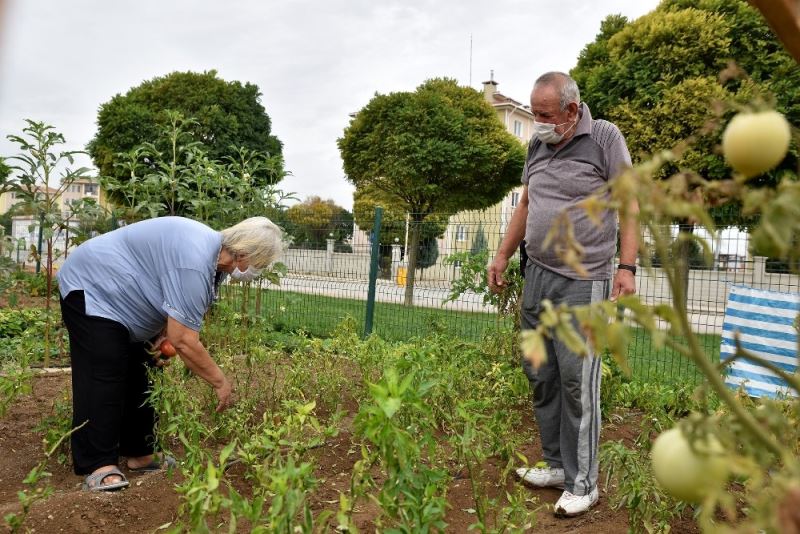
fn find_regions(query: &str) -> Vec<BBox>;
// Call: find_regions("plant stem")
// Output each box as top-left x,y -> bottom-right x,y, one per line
649,220 -> 787,459
718,339 -> 800,394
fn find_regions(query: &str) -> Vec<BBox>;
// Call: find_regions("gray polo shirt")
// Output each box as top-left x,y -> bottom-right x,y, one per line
522,103 -> 631,280
57,217 -> 222,341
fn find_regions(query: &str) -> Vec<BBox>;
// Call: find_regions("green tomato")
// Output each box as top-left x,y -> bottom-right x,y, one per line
650,427 -> 729,503
722,110 -> 791,178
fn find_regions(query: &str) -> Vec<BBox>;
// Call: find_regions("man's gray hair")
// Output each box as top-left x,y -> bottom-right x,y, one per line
534,72 -> 580,110
221,216 -> 284,269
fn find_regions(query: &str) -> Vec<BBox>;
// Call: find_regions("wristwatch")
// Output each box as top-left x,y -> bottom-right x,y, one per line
617,263 -> 637,275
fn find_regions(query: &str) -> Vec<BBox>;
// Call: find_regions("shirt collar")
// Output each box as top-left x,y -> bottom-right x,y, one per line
574,102 -> 593,138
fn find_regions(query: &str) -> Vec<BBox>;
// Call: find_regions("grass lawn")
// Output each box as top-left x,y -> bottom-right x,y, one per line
220,285 -> 720,385
626,327 -> 721,384
222,284 -> 507,342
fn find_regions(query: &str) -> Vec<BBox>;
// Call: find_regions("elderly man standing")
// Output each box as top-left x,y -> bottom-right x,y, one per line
488,72 -> 638,516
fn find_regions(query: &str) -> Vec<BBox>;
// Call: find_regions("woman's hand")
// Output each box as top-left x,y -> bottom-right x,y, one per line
166,317 -> 233,413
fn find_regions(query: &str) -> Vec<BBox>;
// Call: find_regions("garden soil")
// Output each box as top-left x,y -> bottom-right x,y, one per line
0,374 -> 700,533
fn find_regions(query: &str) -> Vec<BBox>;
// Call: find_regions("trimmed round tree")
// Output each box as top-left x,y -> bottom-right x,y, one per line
339,78 -> 525,305
88,70 -> 282,188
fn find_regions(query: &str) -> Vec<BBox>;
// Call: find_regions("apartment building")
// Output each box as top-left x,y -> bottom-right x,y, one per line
1,177 -> 106,267
58,177 -> 102,216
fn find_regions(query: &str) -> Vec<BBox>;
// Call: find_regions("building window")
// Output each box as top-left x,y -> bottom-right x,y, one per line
455,225 -> 467,242
513,120 -> 523,137
511,191 -> 520,207
84,184 -> 97,195
70,184 -> 82,193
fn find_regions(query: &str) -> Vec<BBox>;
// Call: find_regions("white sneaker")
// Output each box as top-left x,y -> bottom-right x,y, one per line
515,462 -> 566,489
554,487 -> 599,517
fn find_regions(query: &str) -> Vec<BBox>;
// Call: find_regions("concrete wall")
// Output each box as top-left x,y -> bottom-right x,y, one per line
281,247 -> 372,279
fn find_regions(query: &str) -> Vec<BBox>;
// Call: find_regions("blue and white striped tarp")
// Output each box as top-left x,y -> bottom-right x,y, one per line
721,285 -> 800,398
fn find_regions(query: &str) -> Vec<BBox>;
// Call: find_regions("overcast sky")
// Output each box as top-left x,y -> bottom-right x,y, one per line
0,0 -> 660,211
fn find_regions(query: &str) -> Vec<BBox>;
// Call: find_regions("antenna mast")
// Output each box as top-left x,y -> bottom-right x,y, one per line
469,34 -> 473,86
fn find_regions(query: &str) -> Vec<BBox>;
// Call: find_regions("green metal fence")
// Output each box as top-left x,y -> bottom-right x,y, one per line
220,209 -> 799,384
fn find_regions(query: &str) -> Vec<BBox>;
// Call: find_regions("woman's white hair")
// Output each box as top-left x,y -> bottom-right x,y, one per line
220,216 -> 284,269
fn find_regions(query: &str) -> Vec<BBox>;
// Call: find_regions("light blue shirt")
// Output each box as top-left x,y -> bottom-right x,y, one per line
57,217 -> 222,342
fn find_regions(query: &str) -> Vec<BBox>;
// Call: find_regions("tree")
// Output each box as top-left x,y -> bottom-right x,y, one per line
572,0 -> 798,197
0,158 -> 10,192
284,196 -> 353,249
470,224 -> 488,256
6,120 -> 93,367
88,70 -> 283,189
339,78 -> 525,304
571,0 -> 800,302
0,159 -> 11,236
98,113 -> 291,229
415,237 -> 439,280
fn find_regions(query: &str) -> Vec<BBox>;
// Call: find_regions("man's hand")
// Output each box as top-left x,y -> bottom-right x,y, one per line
610,269 -> 636,301
214,377 -> 234,413
487,255 -> 510,294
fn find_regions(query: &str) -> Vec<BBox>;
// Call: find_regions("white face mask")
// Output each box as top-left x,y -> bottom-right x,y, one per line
230,266 -> 262,282
532,119 -> 576,145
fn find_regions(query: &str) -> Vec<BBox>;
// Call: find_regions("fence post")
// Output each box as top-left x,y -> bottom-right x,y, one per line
391,241 -> 402,283
752,256 -> 767,288
364,207 -> 383,338
326,236 -> 335,272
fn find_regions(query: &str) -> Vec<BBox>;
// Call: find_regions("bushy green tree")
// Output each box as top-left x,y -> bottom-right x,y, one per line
0,158 -> 10,190
88,70 -> 283,190
572,0 -> 798,191
416,237 -> 439,274
0,159 -> 11,235
571,0 -> 799,301
352,187 -> 449,245
339,78 -> 525,304
284,196 -> 353,249
99,112 -> 291,228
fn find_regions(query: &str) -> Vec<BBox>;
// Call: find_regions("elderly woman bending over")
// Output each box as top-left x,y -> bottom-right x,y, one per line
57,216 -> 283,491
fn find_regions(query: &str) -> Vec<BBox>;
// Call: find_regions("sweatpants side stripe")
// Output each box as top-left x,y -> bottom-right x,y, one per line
584,279 -> 608,494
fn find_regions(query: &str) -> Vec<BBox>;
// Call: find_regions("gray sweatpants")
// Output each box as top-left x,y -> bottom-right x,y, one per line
520,263 -> 610,496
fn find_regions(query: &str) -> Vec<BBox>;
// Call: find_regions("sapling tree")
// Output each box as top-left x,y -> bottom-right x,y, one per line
99,113 -> 294,229
5,120 -> 92,367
